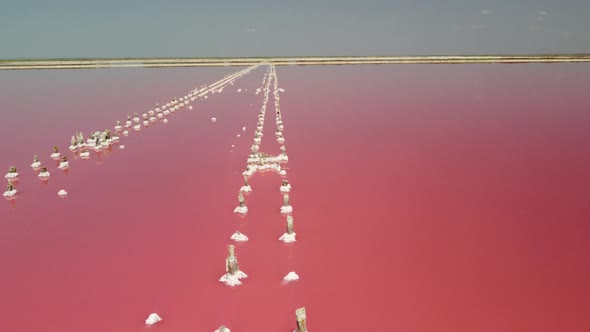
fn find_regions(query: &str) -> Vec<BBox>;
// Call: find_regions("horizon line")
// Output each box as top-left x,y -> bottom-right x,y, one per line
2,54 -> 589,70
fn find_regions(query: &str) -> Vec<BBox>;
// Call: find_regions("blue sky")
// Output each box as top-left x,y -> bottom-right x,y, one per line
1,0 -> 589,58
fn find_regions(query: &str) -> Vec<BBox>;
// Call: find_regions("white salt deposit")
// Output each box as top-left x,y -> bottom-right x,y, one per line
219,270 -> 248,287
240,185 -> 252,193
281,205 -> 293,214
58,189 -> 68,198
3,189 -> 17,198
230,231 -> 249,242
234,206 -> 248,214
119,145 -> 125,150
211,117 -> 217,122
145,313 -> 162,326
5,172 -> 19,179
279,232 -> 296,243
283,271 -> 299,281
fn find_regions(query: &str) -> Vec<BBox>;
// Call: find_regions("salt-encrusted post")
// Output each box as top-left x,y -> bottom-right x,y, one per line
226,245 -> 239,275
295,307 -> 307,332
286,215 -> 294,234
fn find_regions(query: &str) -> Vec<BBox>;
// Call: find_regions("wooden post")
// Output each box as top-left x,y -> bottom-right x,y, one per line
238,192 -> 245,204
226,245 -> 239,275
296,307 -> 307,332
287,216 -> 294,234
284,194 -> 290,206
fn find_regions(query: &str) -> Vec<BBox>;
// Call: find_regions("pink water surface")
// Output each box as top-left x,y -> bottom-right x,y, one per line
1,64 -> 589,332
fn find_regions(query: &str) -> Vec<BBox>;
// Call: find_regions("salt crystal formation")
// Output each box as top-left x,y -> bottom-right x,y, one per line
145,313 -> 162,326
230,231 -> 248,242
58,190 -> 68,198
283,271 -> 300,281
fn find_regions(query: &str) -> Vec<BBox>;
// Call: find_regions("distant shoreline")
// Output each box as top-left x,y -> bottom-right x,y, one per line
1,55 -> 589,70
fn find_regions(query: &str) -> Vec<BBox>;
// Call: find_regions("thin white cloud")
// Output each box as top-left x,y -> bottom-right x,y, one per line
480,9 -> 495,15
246,28 -> 257,33
454,24 -> 488,31
537,11 -> 548,20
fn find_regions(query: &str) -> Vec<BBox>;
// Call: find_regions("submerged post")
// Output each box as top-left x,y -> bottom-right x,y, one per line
295,307 -> 307,332
284,194 -> 290,206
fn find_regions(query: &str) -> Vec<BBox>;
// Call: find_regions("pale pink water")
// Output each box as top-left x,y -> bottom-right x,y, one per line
0,64 -> 589,332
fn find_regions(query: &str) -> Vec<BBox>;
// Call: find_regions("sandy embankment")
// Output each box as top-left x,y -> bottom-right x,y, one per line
1,55 -> 589,70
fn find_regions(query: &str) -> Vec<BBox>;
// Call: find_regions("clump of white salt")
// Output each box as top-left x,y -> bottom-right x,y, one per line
283,271 -> 299,281
145,313 -> 162,326
230,231 -> 248,242
58,189 -> 68,198
219,270 -> 248,287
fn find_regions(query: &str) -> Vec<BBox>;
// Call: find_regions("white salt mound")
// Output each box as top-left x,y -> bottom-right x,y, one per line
211,117 -> 217,122
279,232 -> 296,243
3,189 -> 17,198
145,313 -> 162,326
230,231 -> 249,242
234,206 -> 248,214
119,145 -> 125,150
283,271 -> 299,281
58,190 -> 68,198
219,270 -> 248,287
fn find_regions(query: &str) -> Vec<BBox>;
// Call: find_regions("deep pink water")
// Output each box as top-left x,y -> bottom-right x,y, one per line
1,64 -> 589,332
